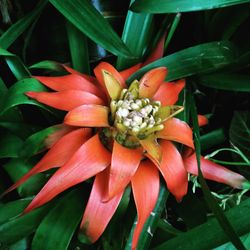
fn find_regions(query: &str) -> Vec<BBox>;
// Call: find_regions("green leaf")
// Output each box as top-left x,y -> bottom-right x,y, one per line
49,0 -> 133,58
214,232 -> 250,250
0,132 -> 23,158
128,41 -> 238,83
0,198 -> 32,224
19,125 -> 64,159
188,89 -> 246,250
0,0 -> 48,49
198,73 -> 250,92
0,78 -> 50,116
154,198 -> 250,250
131,0 -> 250,13
229,111 -> 250,159
66,21 -> 90,74
125,184 -> 169,250
116,0 -> 153,70
200,128 -> 226,151
29,60 -> 67,72
0,48 -> 30,80
32,189 -> 85,250
0,200 -> 51,245
3,158 -> 47,197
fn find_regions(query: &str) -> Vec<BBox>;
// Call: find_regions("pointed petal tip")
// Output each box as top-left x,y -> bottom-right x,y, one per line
25,91 -> 37,98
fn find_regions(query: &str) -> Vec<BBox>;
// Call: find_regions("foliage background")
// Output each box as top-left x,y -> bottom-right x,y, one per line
0,0 -> 249,249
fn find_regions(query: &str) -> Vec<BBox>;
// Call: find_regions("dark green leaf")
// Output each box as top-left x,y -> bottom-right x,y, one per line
66,21 -> 90,74
0,78 -> 50,116
189,90 -> 246,250
154,198 -> 250,250
49,0 -> 133,57
229,111 -> 250,159
3,158 -> 47,197
116,0 -> 153,70
0,48 -> 30,80
200,128 -> 226,151
198,73 -> 250,92
0,1 -> 48,49
128,41 -> 238,83
32,189 -> 84,250
0,201 -> 50,245
0,198 -> 32,224
29,60 -> 67,72
125,184 -> 169,250
19,125 -> 65,159
0,132 -> 23,158
131,0 -> 250,13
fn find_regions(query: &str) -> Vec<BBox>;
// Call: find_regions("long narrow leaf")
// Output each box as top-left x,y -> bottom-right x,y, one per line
131,0 -> 250,13
32,189 -> 84,250
116,0 -> 153,70
66,21 -> 90,74
49,0 -> 133,57
0,0 -> 48,49
154,198 -> 250,249
189,90 -> 246,250
128,41 -> 238,83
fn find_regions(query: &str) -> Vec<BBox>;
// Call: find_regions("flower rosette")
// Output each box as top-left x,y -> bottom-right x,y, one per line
2,61 -> 249,249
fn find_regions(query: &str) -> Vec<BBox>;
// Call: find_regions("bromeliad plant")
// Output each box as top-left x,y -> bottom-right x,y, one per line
2,61 -> 249,249
1,0 -> 250,249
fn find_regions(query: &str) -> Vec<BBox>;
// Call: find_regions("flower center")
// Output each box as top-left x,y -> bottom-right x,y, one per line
104,88 -> 164,148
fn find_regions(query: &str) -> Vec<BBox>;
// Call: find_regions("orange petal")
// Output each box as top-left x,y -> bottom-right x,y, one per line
3,128 -> 92,196
64,104 -> 109,127
184,154 -> 247,189
44,124 -> 75,149
119,63 -> 142,81
94,62 -> 126,91
131,160 -> 159,250
198,114 -> 208,127
139,67 -> 167,98
142,31 -> 167,66
24,134 -> 111,213
153,79 -> 185,106
106,141 -> 142,200
157,118 -> 194,148
26,90 -> 105,111
34,74 -> 105,100
80,168 -> 123,243
140,134 -> 162,166
63,65 -> 97,83
158,140 -> 188,201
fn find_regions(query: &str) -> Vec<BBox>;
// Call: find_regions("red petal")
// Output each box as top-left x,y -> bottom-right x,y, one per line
143,31 -> 167,66
24,134 -> 111,213
3,128 -> 92,196
44,124 -> 75,149
119,63 -> 142,81
184,154 -> 247,189
153,79 -> 185,105
107,141 -> 142,200
64,104 -> 109,127
26,90 -> 105,111
139,67 -> 167,98
94,62 -> 126,91
198,114 -> 208,127
131,160 -> 159,250
80,169 -> 123,242
34,74 -> 105,100
157,118 -> 194,148
158,140 -> 188,201
63,65 -> 97,83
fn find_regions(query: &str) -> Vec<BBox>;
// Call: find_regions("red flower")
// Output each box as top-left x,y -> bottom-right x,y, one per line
3,62 -> 248,249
